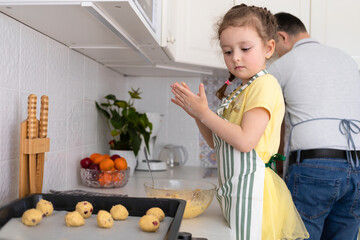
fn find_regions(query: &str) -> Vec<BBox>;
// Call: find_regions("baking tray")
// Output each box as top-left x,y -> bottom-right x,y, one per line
0,193 -> 186,240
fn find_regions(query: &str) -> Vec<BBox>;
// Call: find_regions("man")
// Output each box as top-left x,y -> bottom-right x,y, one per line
268,12 -> 360,240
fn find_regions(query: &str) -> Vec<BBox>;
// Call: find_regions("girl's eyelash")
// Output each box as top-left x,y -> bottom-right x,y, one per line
223,47 -> 250,54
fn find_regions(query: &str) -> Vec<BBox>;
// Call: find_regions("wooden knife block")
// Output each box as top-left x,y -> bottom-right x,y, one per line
19,120 -> 50,198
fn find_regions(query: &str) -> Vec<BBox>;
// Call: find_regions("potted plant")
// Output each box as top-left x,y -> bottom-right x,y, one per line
95,88 -> 152,174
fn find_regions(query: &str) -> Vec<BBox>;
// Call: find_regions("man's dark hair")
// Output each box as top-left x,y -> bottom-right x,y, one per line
275,12 -> 307,36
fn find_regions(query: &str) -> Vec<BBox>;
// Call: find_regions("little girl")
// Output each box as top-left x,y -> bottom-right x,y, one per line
171,4 -> 309,240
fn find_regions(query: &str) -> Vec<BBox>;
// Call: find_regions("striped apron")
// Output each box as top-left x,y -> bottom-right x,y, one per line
214,70 -> 268,240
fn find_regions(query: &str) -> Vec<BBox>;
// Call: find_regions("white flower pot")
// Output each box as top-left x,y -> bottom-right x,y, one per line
109,150 -> 137,176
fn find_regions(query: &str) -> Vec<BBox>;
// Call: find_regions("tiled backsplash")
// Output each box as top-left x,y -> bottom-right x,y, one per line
0,12 -> 202,206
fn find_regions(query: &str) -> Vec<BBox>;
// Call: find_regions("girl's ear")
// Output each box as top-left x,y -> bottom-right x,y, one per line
265,39 -> 275,59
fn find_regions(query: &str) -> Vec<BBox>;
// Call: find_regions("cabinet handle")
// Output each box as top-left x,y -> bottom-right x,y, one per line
167,36 -> 176,44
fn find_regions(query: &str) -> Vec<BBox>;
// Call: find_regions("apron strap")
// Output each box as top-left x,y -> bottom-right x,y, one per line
285,117 -> 360,172
265,153 -> 286,174
217,69 -> 269,117
339,119 -> 360,168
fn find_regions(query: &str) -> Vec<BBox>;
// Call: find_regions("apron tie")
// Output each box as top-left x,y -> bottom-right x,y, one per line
265,153 -> 286,174
339,119 -> 360,168
285,116 -> 360,176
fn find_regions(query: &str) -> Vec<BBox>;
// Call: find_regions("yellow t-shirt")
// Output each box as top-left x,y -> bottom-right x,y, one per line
223,74 -> 285,163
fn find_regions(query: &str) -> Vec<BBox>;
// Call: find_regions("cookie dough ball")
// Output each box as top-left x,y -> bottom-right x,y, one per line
139,215 -> 160,232
36,199 -> 54,217
21,208 -> 43,226
65,211 -> 85,227
97,210 -> 114,228
146,207 -> 165,222
110,204 -> 128,220
75,201 -> 93,219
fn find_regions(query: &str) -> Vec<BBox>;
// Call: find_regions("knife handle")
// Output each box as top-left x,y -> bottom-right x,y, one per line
39,95 -> 49,138
27,94 -> 37,139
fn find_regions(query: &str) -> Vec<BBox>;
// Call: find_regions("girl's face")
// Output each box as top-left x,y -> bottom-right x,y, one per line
220,26 -> 274,80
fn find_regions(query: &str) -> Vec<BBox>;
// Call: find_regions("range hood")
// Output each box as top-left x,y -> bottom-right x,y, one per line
0,0 -> 221,77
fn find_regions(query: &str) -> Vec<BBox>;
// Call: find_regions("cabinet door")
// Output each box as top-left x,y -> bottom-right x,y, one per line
162,0 -> 233,69
310,0 -> 360,67
234,0 -> 311,31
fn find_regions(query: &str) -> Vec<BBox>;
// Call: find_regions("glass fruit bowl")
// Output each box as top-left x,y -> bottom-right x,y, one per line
144,179 -> 216,218
80,167 -> 130,188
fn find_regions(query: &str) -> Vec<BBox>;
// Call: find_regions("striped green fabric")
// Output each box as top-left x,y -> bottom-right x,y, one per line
214,131 -> 261,240
214,70 -> 268,239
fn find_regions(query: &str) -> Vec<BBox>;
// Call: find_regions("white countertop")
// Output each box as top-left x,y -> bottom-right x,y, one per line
73,166 -> 231,240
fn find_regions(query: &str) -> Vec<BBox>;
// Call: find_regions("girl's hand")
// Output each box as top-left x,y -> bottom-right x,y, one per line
170,82 -> 209,120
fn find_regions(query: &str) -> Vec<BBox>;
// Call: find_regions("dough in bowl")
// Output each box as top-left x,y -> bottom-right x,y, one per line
21,208 -> 43,226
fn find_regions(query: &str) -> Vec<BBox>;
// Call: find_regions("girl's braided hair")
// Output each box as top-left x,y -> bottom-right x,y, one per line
216,4 -> 278,100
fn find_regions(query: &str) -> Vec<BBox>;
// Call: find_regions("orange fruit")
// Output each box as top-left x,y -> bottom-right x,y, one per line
99,158 -> 114,171
113,172 -> 120,183
90,153 -> 101,161
98,172 -> 112,186
103,154 -> 111,159
92,155 -> 107,164
114,157 -> 127,170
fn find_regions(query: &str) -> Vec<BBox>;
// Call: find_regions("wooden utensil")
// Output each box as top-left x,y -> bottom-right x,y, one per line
36,95 -> 48,193
27,94 -> 37,194
19,122 -> 30,198
19,94 -> 50,197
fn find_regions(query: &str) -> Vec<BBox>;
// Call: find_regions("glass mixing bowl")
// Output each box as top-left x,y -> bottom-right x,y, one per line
144,179 -> 216,218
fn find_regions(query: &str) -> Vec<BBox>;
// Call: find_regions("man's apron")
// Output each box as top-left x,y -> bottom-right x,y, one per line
214,70 -> 268,240
284,116 -> 360,174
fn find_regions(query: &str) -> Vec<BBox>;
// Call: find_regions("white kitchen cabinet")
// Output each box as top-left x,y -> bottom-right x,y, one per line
161,0 -> 311,70
0,0 -> 225,76
234,0 -> 360,67
0,1 -> 166,65
234,0 -> 311,31
310,0 -> 360,67
162,0 -> 233,70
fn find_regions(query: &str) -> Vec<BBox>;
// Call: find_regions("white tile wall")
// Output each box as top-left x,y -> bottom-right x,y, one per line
0,12 -> 201,206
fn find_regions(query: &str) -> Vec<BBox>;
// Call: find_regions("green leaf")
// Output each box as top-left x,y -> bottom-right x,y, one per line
104,94 -> 117,101
127,109 -> 139,124
143,131 -> 151,153
129,129 -> 141,156
110,109 -> 123,129
100,103 -> 111,107
129,88 -> 142,99
115,100 -> 127,108
139,114 -> 153,132
95,102 -> 110,119
110,129 -> 120,137
121,108 -> 129,121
